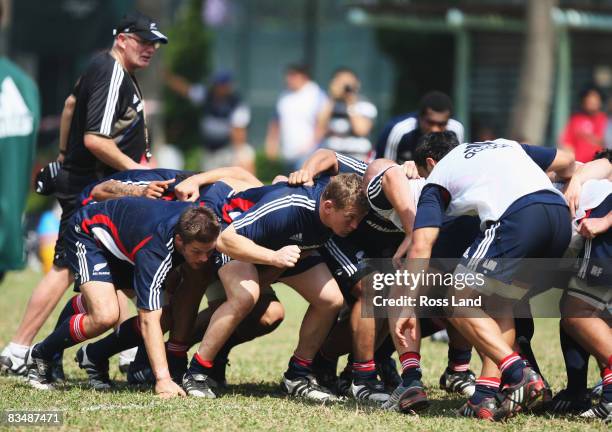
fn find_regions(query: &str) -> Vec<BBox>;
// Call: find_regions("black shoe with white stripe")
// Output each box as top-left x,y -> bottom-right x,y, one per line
26,346 -> 55,390
457,395 -> 505,421
498,366 -> 546,416
544,389 -> 591,414
580,399 -> 611,423
336,367 -> 352,397
439,367 -> 476,397
75,345 -> 113,391
351,377 -> 390,404
127,364 -> 155,385
281,374 -> 338,402
182,371 -> 216,398
382,379 -> 429,413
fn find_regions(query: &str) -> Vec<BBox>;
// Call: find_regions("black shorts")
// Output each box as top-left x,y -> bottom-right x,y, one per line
53,169 -> 98,268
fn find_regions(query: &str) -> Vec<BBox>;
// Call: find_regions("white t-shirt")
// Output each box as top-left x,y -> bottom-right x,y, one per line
426,139 -> 564,225
276,81 -> 327,161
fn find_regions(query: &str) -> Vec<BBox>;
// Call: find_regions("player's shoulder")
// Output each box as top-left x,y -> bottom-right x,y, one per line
79,52 -> 124,90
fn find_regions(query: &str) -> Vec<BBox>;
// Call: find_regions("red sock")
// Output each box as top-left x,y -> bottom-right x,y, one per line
69,313 -> 88,343
194,352 -> 213,368
399,352 -> 420,374
166,340 -> 189,357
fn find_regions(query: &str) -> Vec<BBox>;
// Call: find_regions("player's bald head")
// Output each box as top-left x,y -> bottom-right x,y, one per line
363,159 -> 396,188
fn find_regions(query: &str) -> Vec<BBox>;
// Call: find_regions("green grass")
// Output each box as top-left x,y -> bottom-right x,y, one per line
0,270 -> 608,431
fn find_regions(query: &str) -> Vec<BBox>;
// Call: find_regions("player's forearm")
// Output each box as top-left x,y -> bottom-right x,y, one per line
138,308 -> 171,381
189,167 -> 262,188
408,227 -> 439,260
90,180 -> 146,201
548,148 -> 576,180
383,166 -> 416,233
217,228 -> 277,266
573,159 -> 612,184
84,133 -> 143,171
301,149 -> 340,177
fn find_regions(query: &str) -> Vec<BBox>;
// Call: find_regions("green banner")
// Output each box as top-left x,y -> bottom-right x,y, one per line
0,57 -> 40,271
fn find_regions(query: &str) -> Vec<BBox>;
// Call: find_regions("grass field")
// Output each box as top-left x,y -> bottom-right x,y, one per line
0,269 -> 608,431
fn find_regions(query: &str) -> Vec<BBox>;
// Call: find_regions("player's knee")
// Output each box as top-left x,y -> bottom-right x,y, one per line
91,306 -> 120,330
318,289 -> 344,313
259,300 -> 285,330
228,290 -> 258,316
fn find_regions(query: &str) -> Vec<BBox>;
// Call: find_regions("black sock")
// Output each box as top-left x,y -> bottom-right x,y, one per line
285,355 -> 312,380
87,317 -> 142,364
560,324 -> 589,395
313,351 -> 338,373
35,313 -> 88,360
51,294 -> 86,362
188,353 -> 213,375
374,336 -> 395,362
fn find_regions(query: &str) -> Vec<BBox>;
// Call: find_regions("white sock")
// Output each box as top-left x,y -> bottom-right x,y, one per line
6,342 -> 30,359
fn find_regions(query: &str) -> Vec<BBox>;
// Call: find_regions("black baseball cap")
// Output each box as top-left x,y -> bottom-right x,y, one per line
113,11 -> 168,44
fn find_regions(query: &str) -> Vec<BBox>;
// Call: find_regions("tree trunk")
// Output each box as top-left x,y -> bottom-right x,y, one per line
509,0 -> 558,145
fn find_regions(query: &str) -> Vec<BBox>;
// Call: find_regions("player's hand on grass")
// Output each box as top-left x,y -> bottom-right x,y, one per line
288,169 -> 314,186
155,377 -> 186,399
174,177 -> 201,202
401,161 -> 421,179
141,179 -> 175,199
395,317 -> 418,347
272,245 -> 301,268
578,216 -> 610,239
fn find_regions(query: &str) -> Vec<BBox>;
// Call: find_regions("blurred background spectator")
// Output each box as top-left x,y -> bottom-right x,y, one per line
265,64 -> 327,171
560,84 -> 607,163
376,91 -> 463,164
164,68 -> 254,173
317,67 -> 377,161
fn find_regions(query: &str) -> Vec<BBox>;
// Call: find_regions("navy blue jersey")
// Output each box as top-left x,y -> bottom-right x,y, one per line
73,198 -> 197,310
228,176 -> 334,250
376,113 -> 464,164
78,168 -> 195,207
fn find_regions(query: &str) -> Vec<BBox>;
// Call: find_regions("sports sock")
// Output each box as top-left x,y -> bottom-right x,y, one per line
87,317 -> 142,364
469,377 -> 500,405
35,313 -> 88,360
5,342 -> 29,359
399,352 -> 422,385
285,354 -> 313,380
602,356 -> 612,403
51,294 -> 87,362
188,352 -> 213,375
447,346 -> 471,373
499,352 -> 526,386
560,325 -> 589,394
53,294 -> 86,330
374,336 -> 395,362
313,350 -> 338,373
352,359 -> 377,383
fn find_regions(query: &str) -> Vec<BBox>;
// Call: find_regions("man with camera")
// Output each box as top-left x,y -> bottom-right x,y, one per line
317,68 -> 377,161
